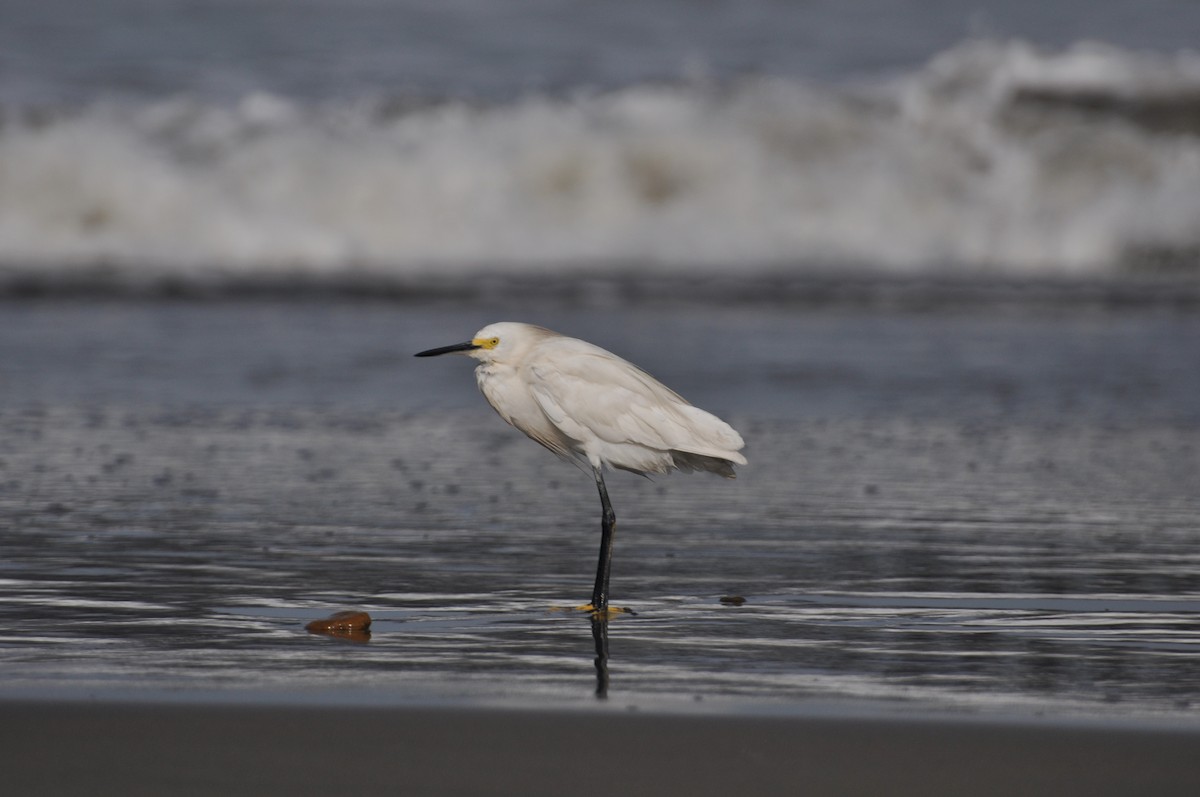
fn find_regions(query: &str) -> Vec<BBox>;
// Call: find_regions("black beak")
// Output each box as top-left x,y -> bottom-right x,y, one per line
414,341 -> 480,357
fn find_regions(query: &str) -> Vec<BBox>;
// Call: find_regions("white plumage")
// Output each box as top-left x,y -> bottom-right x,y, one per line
415,321 -> 746,614
471,323 -> 746,477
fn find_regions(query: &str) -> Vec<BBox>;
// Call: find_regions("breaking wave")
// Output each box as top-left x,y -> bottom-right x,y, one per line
3,39 -> 1200,285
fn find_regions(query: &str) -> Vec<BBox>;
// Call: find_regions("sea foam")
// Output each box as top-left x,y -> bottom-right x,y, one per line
2,39 -> 1199,283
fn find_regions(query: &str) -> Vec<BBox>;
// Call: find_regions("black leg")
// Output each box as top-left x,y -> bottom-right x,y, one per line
590,614 -> 609,699
590,465 -> 616,613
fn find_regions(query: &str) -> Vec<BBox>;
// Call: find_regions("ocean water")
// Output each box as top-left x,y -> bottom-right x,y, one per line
2,3 -> 1199,720
3,1 -> 1200,283
1,301 -> 1199,716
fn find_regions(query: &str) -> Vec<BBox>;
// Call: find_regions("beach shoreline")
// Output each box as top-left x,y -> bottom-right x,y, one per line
1,298 -> 1197,716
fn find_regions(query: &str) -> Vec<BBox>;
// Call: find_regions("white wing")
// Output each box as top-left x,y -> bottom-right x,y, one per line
524,338 -> 745,473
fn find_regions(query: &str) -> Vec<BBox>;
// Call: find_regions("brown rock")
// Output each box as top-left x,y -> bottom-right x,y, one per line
305,610 -> 372,642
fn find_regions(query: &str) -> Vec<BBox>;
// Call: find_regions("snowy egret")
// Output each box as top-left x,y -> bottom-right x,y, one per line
415,322 -> 746,615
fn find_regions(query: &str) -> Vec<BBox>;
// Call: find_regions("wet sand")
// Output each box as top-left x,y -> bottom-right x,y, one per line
4,700 -> 1199,797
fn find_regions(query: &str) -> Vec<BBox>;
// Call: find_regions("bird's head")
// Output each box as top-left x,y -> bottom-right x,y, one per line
414,322 -> 553,365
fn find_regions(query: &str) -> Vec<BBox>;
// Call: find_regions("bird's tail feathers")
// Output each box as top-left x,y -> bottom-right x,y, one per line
670,450 -> 743,479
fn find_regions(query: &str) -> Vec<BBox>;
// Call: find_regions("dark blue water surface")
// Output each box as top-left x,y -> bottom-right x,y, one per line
1,298 -> 1197,718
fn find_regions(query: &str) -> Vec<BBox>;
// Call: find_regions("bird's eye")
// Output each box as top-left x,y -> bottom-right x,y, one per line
488,337 -> 500,348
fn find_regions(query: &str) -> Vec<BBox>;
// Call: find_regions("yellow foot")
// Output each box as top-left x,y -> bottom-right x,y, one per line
573,603 -> 636,619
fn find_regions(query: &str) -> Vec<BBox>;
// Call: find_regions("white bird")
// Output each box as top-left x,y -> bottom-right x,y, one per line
415,322 -> 746,615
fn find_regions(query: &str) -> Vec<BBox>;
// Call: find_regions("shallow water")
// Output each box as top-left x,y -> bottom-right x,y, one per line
1,297 -> 1198,718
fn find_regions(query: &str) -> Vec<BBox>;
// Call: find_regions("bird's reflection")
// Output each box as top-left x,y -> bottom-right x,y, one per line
590,615 -> 610,699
